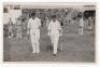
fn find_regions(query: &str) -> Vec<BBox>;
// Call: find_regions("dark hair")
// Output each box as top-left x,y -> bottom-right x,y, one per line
51,15 -> 56,19
31,13 -> 36,17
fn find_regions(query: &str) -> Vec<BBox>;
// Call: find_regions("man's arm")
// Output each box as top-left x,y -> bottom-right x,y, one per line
47,22 -> 51,31
58,21 -> 63,36
39,19 -> 41,28
58,21 -> 62,30
27,19 -> 31,35
47,22 -> 52,36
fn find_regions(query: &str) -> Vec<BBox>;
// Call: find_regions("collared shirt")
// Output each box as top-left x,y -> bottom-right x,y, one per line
48,20 -> 61,32
28,17 -> 41,30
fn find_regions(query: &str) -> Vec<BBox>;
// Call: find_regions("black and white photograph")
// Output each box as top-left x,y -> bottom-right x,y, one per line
3,2 -> 96,62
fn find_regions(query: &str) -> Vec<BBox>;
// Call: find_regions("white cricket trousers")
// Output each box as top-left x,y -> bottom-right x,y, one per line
30,29 -> 40,53
50,31 -> 59,54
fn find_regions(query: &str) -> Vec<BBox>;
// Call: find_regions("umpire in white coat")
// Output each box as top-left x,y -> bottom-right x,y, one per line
48,15 -> 62,56
28,13 -> 41,54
